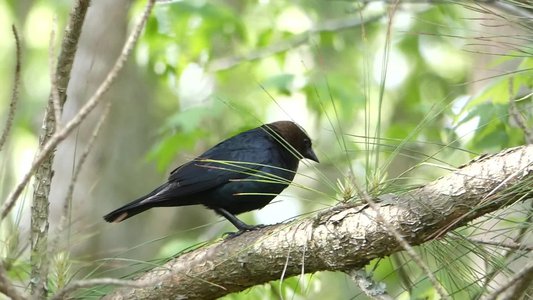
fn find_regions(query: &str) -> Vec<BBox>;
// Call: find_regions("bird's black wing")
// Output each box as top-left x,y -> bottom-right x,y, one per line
170,131 -> 276,194
140,130 -> 278,205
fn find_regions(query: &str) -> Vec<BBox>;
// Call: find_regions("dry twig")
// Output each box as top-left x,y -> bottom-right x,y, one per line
0,26 -> 22,153
482,260 -> 533,300
60,102 -> 112,238
49,17 -> 62,132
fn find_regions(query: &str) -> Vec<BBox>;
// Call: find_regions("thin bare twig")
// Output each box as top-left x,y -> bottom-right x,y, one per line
49,16 -> 62,131
0,0 -> 156,221
479,199 -> 533,297
0,25 -> 22,153
498,260 -> 533,299
60,102 -> 112,238
49,103 -> 112,289
463,237 -> 533,251
482,260 -> 533,300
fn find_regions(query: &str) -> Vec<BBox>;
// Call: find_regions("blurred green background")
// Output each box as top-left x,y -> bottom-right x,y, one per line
0,0 -> 531,299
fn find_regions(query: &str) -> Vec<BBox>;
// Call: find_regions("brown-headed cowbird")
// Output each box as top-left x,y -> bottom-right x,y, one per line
103,121 -> 319,231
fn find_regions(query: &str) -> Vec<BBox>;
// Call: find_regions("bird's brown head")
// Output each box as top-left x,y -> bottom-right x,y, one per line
263,121 -> 319,162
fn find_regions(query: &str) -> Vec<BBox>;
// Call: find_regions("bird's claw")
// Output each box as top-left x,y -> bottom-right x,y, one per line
223,224 -> 267,239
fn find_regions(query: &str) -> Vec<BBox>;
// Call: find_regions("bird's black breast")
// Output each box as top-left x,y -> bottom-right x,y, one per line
202,158 -> 298,214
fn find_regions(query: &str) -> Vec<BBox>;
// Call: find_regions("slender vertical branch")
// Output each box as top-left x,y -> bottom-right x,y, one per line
56,0 -> 93,107
30,0 -> 91,297
0,26 -> 22,153
49,17 -> 62,132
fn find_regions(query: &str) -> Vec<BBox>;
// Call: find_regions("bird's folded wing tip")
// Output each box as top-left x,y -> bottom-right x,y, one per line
103,212 -> 129,223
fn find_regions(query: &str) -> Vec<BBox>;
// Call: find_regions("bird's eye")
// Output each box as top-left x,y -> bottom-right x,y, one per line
303,138 -> 311,147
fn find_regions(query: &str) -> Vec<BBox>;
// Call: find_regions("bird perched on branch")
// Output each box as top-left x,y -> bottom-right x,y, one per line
103,121 -> 319,232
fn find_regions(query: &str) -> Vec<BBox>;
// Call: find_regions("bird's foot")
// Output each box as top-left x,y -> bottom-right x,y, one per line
223,224 -> 267,239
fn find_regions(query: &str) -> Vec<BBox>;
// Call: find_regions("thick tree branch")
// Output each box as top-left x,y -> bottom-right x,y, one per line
103,145 -> 533,299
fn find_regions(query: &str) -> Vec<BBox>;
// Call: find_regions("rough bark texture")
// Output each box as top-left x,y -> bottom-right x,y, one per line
103,145 -> 533,299
30,0 -> 91,297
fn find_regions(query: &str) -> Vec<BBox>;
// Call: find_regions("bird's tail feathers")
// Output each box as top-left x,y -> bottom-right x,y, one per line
103,198 -> 153,223
103,184 -> 169,223
103,183 -> 189,223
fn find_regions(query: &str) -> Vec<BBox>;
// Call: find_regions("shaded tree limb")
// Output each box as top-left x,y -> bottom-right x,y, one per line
103,145 -> 533,299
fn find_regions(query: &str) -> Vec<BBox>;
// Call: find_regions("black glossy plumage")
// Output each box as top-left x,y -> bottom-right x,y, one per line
103,121 -> 318,231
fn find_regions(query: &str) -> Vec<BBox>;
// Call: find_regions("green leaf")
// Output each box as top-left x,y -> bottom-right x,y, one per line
261,73 -> 296,95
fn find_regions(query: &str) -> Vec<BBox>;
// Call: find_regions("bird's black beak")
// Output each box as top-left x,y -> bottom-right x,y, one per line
304,147 -> 319,163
